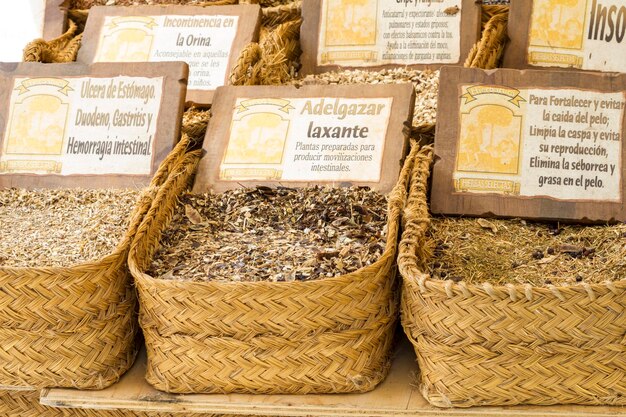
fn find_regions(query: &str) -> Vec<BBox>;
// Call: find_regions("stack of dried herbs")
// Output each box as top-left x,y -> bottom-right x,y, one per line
427,217 -> 626,286
294,68 -> 439,128
148,186 -> 388,282
0,188 -> 140,268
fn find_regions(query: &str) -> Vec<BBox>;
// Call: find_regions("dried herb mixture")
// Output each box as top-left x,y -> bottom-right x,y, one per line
0,188 -> 140,268
428,217 -> 626,286
148,186 -> 388,282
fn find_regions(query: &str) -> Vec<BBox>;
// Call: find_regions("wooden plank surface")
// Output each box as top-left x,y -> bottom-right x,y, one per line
41,338 -> 624,416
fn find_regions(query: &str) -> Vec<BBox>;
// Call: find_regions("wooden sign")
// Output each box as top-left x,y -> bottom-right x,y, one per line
505,0 -> 626,73
78,5 -> 261,104
431,66 -> 626,223
300,0 -> 481,74
193,84 -> 415,194
0,62 -> 187,189
0,0 -> 66,62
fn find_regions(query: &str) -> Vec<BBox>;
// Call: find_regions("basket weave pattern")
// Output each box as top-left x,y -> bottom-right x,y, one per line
127,141 -> 427,394
0,135 -> 192,389
398,138 -> 626,407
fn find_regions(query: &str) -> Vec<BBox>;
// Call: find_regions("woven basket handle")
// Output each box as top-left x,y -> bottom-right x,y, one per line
381,140 -> 421,255
397,145 -> 434,280
23,19 -> 82,63
108,134 -> 193,268
464,6 -> 509,69
128,149 -> 202,276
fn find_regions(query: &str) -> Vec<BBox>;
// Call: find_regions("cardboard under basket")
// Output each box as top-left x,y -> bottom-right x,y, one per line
0,389 -> 230,417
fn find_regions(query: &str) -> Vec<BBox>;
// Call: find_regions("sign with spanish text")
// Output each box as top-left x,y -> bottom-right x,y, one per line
505,0 -> 626,73
432,66 -> 626,223
193,84 -> 415,194
300,0 -> 480,73
78,5 -> 261,104
0,62 -> 187,189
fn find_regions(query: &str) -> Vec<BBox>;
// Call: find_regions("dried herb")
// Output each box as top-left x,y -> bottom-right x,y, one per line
428,217 -> 626,286
148,186 -> 388,282
293,68 -> 439,129
0,188 -> 140,268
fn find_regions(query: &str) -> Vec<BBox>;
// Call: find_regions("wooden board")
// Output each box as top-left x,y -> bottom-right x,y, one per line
40,338 -> 624,416
78,5 -> 261,105
192,84 -> 415,194
431,66 -> 626,223
0,0 -> 66,62
0,61 -> 187,189
300,0 -> 481,74
504,0 -> 626,73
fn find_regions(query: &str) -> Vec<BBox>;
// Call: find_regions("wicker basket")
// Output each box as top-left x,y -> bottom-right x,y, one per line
0,133 -> 191,390
398,9 -> 626,408
127,137 -> 432,394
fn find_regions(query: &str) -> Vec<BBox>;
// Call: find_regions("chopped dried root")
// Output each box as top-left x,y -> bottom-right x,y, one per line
428,217 -> 626,286
0,188 -> 140,268
148,186 -> 388,282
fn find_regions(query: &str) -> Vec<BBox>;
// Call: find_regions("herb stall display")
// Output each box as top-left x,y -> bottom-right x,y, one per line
0,62 -> 187,389
128,83 -> 418,394
398,67 -> 626,407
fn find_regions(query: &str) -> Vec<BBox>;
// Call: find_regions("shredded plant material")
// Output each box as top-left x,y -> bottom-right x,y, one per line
0,188 -> 141,268
427,217 -> 626,286
294,68 -> 439,128
148,186 -> 388,282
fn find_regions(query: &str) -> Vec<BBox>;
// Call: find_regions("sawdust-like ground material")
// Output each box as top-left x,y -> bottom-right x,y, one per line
293,69 -> 439,129
0,188 -> 141,268
148,186 -> 388,282
427,217 -> 626,286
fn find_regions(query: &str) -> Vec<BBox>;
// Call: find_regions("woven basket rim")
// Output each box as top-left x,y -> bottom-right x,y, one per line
403,270 -> 626,300
134,239 -> 394,289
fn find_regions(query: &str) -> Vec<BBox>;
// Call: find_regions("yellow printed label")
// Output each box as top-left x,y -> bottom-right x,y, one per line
317,0 -> 462,66
95,15 -> 239,90
0,76 -> 164,176
454,84 -> 625,202
219,97 -> 394,182
528,0 -> 626,72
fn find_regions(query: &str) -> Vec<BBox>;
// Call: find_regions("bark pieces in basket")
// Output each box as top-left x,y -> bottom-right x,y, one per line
78,4 -> 262,105
0,62 -> 187,189
294,68 -> 439,130
300,0 -> 481,73
428,217 -> 626,286
0,188 -> 140,268
148,186 -> 387,282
